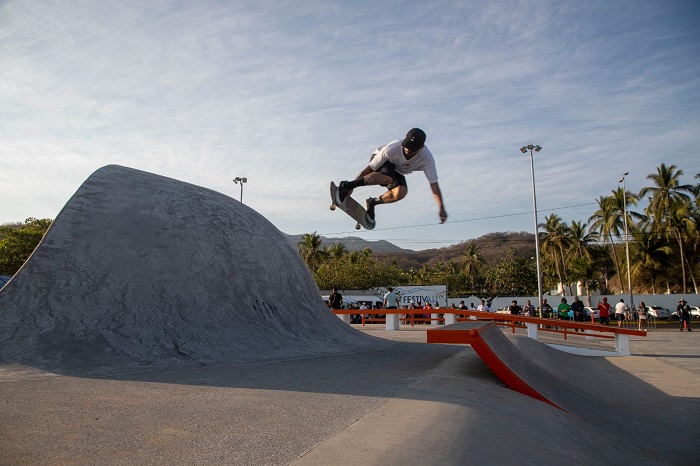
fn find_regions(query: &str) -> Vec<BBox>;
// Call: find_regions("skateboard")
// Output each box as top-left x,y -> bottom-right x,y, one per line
330,181 -> 375,230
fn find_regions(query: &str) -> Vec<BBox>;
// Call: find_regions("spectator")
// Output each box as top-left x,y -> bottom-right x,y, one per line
541,298 -> 553,318
615,299 -> 629,328
477,299 -> 491,312
557,298 -> 571,320
571,296 -> 585,331
637,302 -> 647,330
509,300 -> 522,315
522,300 -> 535,317
359,302 -> 369,320
598,297 -> 611,325
328,287 -> 343,311
383,287 -> 399,310
469,302 -> 476,310
677,298 -> 692,332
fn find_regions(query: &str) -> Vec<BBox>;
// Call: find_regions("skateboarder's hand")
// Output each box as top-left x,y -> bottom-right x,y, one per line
439,208 -> 448,224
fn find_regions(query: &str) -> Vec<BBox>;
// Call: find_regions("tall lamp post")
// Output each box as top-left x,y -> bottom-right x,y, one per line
619,172 -> 633,308
520,144 -> 544,316
233,176 -> 247,203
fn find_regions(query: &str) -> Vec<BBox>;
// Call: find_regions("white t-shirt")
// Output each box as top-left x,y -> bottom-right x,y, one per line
478,303 -> 491,312
369,140 -> 439,183
615,302 -> 628,315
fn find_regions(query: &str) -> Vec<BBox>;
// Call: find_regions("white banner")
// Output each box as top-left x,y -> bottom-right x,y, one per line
374,285 -> 448,308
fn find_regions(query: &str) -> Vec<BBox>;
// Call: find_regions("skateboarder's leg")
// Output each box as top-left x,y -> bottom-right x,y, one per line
338,168 -> 392,203
366,175 -> 407,221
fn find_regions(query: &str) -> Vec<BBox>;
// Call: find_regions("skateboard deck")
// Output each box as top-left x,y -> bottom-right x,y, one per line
330,181 -> 375,230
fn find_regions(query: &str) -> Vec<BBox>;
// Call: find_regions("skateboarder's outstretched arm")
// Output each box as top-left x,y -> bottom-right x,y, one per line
430,182 -> 448,224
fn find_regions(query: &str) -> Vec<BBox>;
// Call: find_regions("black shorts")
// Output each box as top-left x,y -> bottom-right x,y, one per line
369,155 -> 407,188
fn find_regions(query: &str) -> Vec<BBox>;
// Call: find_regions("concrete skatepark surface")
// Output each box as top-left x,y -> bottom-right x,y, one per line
1,166 -> 698,464
0,165 -> 381,374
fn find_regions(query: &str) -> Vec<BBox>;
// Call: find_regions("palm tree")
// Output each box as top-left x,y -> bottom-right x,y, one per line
540,214 -> 571,295
297,232 -> 326,271
640,164 -> 695,292
460,241 -> 486,285
640,163 -> 694,224
630,227 -> 672,294
588,196 -> 624,293
566,220 -> 597,297
568,256 -> 597,304
610,186 -> 641,291
667,199 -> 697,293
326,243 -> 348,260
567,220 -> 595,260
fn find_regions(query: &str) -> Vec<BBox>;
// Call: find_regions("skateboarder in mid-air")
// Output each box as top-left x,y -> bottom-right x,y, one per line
335,128 -> 448,224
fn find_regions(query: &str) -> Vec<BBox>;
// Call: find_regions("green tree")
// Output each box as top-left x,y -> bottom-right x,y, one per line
629,227 -> 672,294
297,232 -> 327,271
667,199 -> 697,293
588,196 -> 624,293
484,255 -> 537,296
568,256 -> 598,305
540,214 -> 571,294
460,241 -> 486,286
0,218 -> 53,274
640,164 -> 695,293
326,243 -> 348,259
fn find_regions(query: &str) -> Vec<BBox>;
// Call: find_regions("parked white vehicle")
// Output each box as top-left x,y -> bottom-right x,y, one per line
692,306 -> 700,319
646,306 -> 671,320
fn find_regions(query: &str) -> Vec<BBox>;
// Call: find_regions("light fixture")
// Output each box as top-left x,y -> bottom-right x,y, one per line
521,144 -> 544,316
233,177 -> 248,203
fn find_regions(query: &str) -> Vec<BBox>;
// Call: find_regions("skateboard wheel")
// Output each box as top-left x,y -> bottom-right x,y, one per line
330,204 -> 336,211
355,223 -> 360,230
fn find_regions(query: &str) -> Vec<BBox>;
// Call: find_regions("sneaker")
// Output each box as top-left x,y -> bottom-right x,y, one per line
336,181 -> 350,205
365,197 -> 376,222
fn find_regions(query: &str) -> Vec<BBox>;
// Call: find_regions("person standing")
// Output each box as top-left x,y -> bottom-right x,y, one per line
615,299 -> 629,328
383,287 -> 399,310
328,287 -> 343,311
571,296 -> 585,331
637,302 -> 648,330
571,297 -> 585,321
677,298 -> 692,331
541,298 -> 553,318
598,297 -> 611,325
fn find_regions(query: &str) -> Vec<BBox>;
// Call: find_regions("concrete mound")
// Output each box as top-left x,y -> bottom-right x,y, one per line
0,165 -> 380,372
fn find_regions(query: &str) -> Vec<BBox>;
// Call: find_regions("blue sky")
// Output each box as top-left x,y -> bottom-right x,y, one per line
2,0 -> 699,251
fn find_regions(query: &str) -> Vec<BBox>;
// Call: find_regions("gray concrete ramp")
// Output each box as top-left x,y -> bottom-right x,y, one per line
0,165 -> 381,373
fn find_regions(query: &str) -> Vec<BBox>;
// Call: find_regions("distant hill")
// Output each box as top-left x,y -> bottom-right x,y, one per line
285,234 -> 413,254
286,231 -> 536,268
372,231 -> 536,269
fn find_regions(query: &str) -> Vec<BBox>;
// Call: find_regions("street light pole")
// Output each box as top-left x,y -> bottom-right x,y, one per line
521,145 -> 544,317
619,172 -> 633,308
233,177 -> 247,203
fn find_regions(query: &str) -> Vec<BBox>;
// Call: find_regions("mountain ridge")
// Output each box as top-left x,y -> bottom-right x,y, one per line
286,231 -> 536,268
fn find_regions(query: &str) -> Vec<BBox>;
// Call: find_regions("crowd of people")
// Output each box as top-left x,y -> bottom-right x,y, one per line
327,287 -> 693,331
